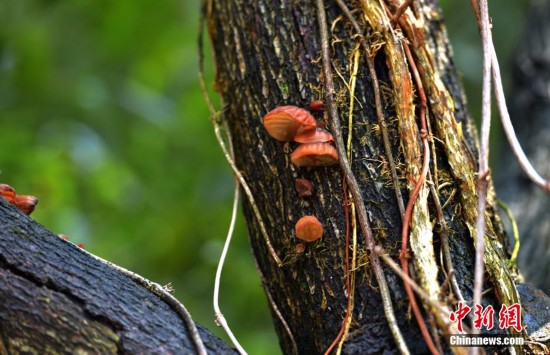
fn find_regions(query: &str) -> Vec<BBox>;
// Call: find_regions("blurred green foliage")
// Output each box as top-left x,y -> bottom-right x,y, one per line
0,0 -> 528,353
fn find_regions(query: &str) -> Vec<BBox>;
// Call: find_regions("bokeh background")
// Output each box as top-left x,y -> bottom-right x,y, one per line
0,0 -> 530,353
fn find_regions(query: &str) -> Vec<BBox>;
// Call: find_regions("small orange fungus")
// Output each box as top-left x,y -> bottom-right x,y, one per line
295,215 -> 323,242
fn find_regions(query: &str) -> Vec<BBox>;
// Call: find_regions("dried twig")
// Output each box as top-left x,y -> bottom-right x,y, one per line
491,47 -> 549,191
375,247 -> 455,326
333,0 -> 406,218
428,175 -> 466,305
199,0 -> 282,267
316,0 -> 408,353
325,180 -> 355,355
469,0 -> 549,193
262,283 -> 298,355
86,252 -> 208,355
473,0 -> 493,346
390,0 -> 414,25
399,42 -> 437,355
200,2 -> 277,352
325,46 -> 361,355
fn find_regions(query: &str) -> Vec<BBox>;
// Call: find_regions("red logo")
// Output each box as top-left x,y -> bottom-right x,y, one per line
449,302 -> 522,333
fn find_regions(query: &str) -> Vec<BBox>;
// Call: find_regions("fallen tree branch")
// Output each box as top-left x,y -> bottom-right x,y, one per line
0,198 -> 235,354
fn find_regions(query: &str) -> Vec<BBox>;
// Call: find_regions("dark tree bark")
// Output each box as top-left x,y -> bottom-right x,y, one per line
0,199 -> 236,354
496,0 -> 550,296
206,0 -> 550,353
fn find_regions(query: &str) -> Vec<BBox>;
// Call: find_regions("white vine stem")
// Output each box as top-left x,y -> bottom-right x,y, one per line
473,0 -> 492,343
213,184 -> 247,355
491,47 -> 548,190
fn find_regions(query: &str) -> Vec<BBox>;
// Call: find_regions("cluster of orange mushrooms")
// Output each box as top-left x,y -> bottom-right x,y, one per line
262,103 -> 338,247
0,183 -> 38,215
1,183 -> 85,248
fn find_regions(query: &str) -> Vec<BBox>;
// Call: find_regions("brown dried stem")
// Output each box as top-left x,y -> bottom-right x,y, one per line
428,174 -> 466,306
470,0 -> 550,193
316,0 -> 408,352
324,180 -> 353,355
389,0 -> 414,25
375,246 -> 453,321
325,47 -> 361,353
199,0 -> 282,267
399,41 -> 437,355
472,1 -> 492,346
334,0 -> 405,218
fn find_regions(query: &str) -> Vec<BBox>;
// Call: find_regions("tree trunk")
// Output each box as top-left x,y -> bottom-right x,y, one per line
0,199 -> 236,354
206,0 -> 549,353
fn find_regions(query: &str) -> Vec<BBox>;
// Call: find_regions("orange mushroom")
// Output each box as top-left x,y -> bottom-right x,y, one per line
293,127 -> 334,144
295,178 -> 314,198
308,100 -> 325,112
295,243 -> 306,253
12,195 -> 38,215
263,105 -> 317,142
290,143 -> 339,166
0,184 -> 16,203
295,216 -> 323,242
1,183 -> 39,215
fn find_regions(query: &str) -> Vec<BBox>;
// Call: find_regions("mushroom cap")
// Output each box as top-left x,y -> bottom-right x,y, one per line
295,215 -> 323,242
295,243 -> 306,253
308,100 -> 325,112
295,178 -> 314,198
293,127 -> 334,144
290,143 -> 339,166
0,184 -> 16,202
12,195 -> 38,215
263,105 -> 317,142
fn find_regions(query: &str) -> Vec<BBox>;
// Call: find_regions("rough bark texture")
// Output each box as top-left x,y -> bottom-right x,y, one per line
207,0 -> 549,353
496,0 -> 550,296
0,198 -> 236,354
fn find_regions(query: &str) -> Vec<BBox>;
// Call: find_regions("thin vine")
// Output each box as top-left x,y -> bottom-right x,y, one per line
199,0 -> 282,267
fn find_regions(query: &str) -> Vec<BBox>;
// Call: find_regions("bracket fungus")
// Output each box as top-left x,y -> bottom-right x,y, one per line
0,184 -> 16,202
293,127 -> 334,144
295,243 -> 306,253
308,100 -> 325,112
262,105 -> 317,142
290,143 -> 339,167
295,178 -> 314,198
295,215 -> 323,242
12,195 -> 38,215
0,183 -> 38,215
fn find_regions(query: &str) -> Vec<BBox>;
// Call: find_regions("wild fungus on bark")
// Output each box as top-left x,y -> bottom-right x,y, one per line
262,105 -> 317,142
308,100 -> 325,112
12,195 -> 38,215
262,105 -> 338,166
295,178 -> 314,198
293,127 -> 334,144
295,215 -> 323,242
295,243 -> 307,253
290,143 -> 339,167
0,183 -> 38,215
0,184 -> 16,202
